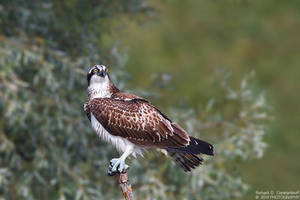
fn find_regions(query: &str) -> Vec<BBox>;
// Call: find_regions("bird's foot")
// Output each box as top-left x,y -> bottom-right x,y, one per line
107,158 -> 129,176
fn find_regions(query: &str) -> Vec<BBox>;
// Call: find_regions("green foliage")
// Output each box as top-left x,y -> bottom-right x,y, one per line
0,1 -> 277,200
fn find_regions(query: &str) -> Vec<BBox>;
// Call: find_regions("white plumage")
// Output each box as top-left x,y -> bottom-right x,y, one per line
90,113 -> 144,157
88,74 -> 111,99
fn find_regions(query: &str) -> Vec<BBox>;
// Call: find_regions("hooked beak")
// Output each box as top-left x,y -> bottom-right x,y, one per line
98,70 -> 106,77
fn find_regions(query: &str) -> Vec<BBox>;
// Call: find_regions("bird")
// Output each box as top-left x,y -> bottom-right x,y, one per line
84,65 -> 214,174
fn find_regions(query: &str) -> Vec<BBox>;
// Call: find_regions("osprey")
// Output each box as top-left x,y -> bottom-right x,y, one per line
84,65 -> 214,174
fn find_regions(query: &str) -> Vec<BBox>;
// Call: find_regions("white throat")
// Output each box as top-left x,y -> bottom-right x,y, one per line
88,76 -> 111,99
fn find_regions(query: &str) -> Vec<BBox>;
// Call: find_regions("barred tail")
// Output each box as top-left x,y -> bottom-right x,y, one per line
167,136 -> 214,172
167,150 -> 203,172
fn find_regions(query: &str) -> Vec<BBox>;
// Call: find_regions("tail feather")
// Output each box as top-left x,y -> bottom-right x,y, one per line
167,150 -> 203,172
166,137 -> 214,172
168,136 -> 214,156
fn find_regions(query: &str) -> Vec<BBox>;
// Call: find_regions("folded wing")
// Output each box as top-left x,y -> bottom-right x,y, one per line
89,98 -> 190,148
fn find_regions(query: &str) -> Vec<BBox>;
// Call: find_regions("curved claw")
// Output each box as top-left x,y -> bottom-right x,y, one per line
118,162 -> 129,172
108,158 -> 129,175
110,158 -> 119,167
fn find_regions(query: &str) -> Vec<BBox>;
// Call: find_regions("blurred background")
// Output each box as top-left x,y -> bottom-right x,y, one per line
0,0 -> 299,200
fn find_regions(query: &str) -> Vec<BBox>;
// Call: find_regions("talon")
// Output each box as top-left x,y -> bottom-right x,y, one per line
111,160 -> 120,172
119,162 -> 125,172
118,163 -> 129,173
109,158 -> 119,167
108,158 -> 128,174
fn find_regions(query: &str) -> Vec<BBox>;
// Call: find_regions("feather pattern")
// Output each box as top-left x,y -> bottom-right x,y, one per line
84,102 -> 91,121
85,65 -> 214,172
90,113 -> 144,157
89,96 -> 190,148
167,150 -> 203,172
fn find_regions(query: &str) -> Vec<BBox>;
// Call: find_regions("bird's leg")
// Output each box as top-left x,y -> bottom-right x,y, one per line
108,146 -> 133,176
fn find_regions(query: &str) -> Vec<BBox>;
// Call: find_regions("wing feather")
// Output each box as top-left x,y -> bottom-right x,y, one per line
84,102 -> 91,121
89,98 -> 189,148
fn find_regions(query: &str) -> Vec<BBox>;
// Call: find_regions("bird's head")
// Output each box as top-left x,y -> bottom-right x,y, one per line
87,65 -> 109,86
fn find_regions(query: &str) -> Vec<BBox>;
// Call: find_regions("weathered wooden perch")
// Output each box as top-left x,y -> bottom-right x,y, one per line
108,169 -> 134,200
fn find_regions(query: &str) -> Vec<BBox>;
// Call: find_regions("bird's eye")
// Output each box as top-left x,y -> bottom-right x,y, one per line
93,68 -> 98,73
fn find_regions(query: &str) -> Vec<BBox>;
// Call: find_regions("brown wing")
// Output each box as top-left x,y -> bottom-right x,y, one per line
84,102 -> 91,121
90,98 -> 190,148
111,91 -> 149,102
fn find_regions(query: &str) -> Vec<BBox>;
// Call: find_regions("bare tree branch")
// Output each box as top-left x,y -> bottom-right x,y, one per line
110,170 -> 134,200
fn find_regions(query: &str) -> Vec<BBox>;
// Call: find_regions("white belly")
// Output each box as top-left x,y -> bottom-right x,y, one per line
90,113 -> 144,157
